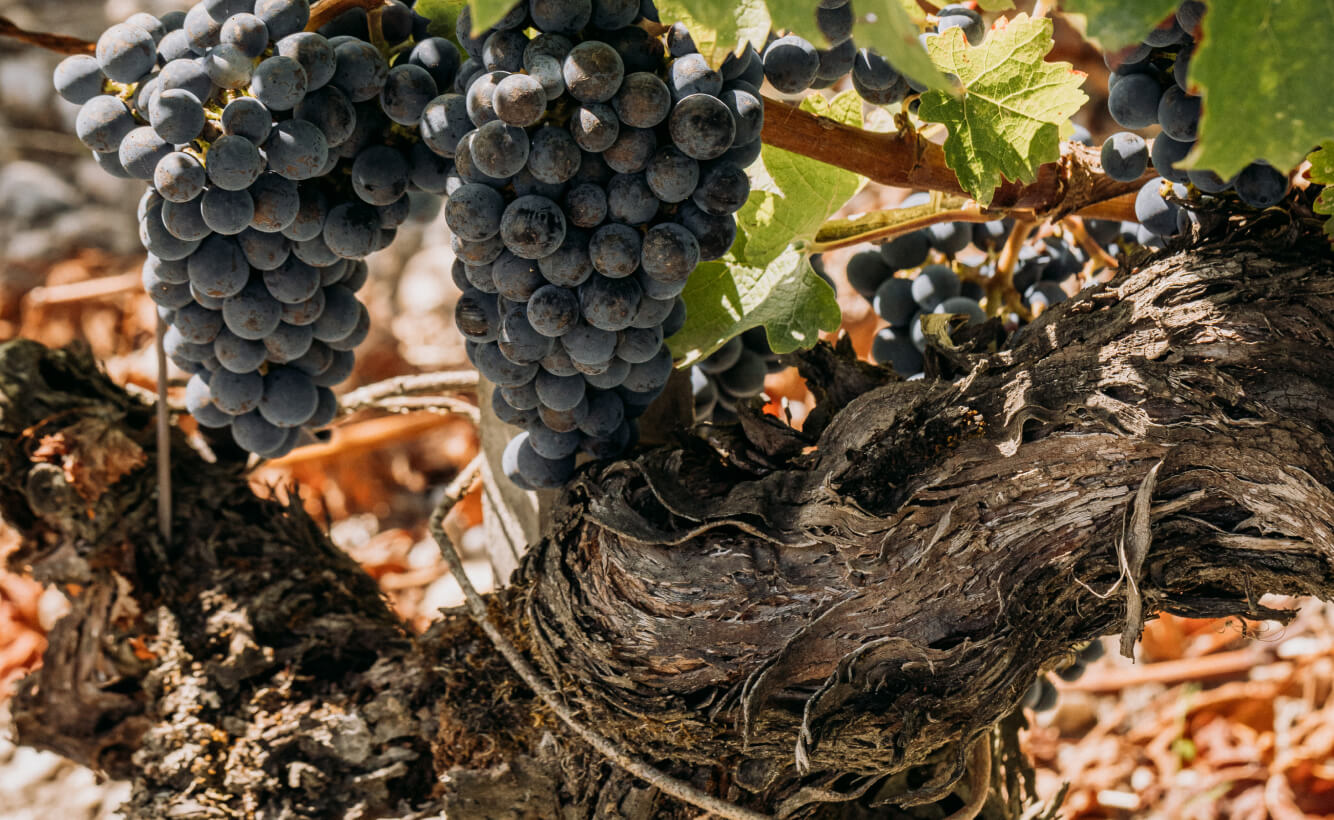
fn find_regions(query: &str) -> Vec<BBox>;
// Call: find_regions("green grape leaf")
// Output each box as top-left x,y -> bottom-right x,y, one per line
1187,3 -> 1334,178
916,16 -> 1088,206
416,0 -> 469,43
671,91 -> 862,362
1309,141 -> 1334,243
898,0 -> 926,23
737,90 -> 868,265
811,88 -> 874,137
1059,0 -> 1178,50
652,0 -> 772,67
669,250 -> 840,365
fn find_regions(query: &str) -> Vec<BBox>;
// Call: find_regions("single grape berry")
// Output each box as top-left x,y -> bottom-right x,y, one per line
669,94 -> 735,161
493,73 -> 547,126
563,40 -> 624,103
501,195 -> 567,259
762,36 -> 819,95
1101,132 -> 1148,182
1234,162 -> 1288,209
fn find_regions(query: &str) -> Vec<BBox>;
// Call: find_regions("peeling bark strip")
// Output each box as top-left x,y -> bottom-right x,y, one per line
2,242 -> 1334,818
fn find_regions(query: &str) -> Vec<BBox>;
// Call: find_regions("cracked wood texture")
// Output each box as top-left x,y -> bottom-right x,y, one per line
3,240 -> 1334,818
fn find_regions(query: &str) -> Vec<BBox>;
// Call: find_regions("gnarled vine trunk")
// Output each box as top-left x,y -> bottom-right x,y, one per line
3,240 -> 1334,818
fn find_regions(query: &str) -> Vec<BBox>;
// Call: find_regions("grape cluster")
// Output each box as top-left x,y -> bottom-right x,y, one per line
1023,639 -> 1105,713
56,0 -> 459,457
688,328 -> 784,424
754,3 -> 984,104
854,234 -> 984,378
439,0 -> 759,489
836,194 -> 1127,377
1099,1 -> 1289,240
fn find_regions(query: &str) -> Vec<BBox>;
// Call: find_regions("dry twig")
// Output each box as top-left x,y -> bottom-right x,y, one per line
339,371 -> 479,412
21,272 -> 143,307
154,315 -> 171,544
0,16 -> 94,55
352,395 -> 480,422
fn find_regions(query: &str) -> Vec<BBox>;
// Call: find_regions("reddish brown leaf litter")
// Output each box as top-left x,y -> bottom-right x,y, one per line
0,559 -> 46,700
1026,607 -> 1334,817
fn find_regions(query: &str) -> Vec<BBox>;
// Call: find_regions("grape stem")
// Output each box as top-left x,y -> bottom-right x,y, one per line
366,4 -> 387,52
809,197 -> 990,253
306,0 -> 392,32
759,96 -> 1149,223
338,370 -> 480,413
1061,217 -> 1120,272
993,218 -> 1035,292
990,217 -> 1037,321
430,456 -> 774,820
341,394 -> 481,422
0,16 -> 94,55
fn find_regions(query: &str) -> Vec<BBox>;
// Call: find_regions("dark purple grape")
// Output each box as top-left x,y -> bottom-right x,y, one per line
500,195 -> 566,259
563,40 -> 623,103
409,37 -> 461,90
668,93 -> 736,161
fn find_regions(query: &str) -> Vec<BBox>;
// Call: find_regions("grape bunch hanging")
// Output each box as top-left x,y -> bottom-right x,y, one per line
1099,0 -> 1290,240
443,0 -> 759,489
55,0 -> 457,458
56,0 -> 760,482
817,190 -> 1118,378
